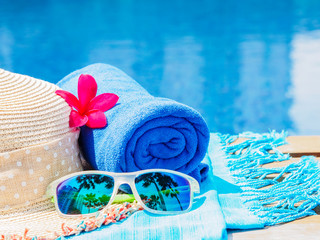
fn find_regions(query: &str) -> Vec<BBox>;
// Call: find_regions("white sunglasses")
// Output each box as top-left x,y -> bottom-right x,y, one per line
47,169 -> 200,218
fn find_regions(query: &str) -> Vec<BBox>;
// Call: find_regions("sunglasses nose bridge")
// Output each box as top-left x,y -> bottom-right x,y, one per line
113,176 -> 134,186
112,176 -> 135,196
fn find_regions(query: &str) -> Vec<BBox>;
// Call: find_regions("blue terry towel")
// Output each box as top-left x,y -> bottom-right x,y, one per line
57,63 -> 210,182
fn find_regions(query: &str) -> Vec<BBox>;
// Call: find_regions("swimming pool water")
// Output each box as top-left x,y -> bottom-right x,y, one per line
1,0 -> 320,135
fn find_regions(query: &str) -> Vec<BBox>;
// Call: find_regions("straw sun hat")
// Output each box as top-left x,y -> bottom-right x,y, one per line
0,69 -> 140,239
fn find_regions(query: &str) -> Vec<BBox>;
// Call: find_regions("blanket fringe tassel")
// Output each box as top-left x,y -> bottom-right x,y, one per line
220,130 -> 320,226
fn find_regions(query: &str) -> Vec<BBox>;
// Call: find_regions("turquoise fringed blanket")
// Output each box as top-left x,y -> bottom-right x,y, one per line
210,131 -> 320,230
68,131 -> 320,240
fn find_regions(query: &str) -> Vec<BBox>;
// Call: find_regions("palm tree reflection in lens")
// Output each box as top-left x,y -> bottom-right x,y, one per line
57,174 -> 114,215
135,172 -> 191,212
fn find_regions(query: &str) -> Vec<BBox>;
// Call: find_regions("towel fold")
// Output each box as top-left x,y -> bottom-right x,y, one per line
57,63 -> 210,182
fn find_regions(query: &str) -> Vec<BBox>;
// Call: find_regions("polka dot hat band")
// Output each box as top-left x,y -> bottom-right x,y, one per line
0,69 -> 84,237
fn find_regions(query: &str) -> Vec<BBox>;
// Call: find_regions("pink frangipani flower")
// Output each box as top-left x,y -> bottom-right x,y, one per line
55,74 -> 119,129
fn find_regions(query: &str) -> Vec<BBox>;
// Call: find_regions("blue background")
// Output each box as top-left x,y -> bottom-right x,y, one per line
1,0 -> 320,135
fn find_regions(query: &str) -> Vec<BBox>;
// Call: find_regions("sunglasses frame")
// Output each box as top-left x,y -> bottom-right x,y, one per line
46,169 -> 200,218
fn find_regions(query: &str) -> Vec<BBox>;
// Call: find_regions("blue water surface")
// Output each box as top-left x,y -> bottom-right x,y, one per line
1,0 -> 320,135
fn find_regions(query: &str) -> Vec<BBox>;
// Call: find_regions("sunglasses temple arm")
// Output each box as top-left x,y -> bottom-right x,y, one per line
45,182 -> 55,199
190,178 -> 200,193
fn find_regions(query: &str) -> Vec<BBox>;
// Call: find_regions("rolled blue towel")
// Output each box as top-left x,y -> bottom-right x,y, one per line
57,63 -> 210,182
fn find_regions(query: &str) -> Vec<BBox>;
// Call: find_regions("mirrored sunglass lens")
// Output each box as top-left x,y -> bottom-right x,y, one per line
135,172 -> 191,212
56,174 -> 114,215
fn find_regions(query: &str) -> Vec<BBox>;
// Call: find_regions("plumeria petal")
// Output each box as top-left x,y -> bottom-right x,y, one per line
86,109 -> 107,128
55,90 -> 81,110
88,93 -> 119,112
78,74 -> 97,113
69,110 -> 88,128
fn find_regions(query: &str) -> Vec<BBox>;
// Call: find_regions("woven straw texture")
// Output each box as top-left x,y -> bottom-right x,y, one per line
0,197 -> 88,238
0,68 -> 72,153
